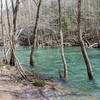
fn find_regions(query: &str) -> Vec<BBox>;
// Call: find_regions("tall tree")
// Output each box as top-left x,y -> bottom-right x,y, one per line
5,0 -> 11,34
58,0 -> 68,80
30,0 -> 42,66
1,0 -> 3,39
77,0 -> 94,80
0,0 -> 8,63
96,0 -> 100,48
9,0 -> 19,66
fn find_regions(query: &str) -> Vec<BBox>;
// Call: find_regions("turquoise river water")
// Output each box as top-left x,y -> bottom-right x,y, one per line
1,47 -> 100,98
16,47 -> 100,97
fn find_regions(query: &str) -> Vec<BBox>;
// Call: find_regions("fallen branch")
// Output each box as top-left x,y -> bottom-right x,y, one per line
88,43 -> 98,48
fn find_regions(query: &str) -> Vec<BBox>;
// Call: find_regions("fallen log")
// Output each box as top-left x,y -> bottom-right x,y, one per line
88,43 -> 98,48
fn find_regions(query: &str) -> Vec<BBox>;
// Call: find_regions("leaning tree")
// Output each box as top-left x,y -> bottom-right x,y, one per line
77,0 -> 94,80
30,0 -> 42,66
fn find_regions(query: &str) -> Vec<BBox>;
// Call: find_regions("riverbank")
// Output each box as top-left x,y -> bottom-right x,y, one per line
0,63 -> 99,100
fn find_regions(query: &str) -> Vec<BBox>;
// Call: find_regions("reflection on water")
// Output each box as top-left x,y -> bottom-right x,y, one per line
16,47 -> 100,97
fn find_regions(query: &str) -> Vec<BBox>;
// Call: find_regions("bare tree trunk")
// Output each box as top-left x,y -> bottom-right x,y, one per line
1,0 -> 7,63
96,0 -> 100,48
11,0 -> 19,35
99,11 -> 100,48
5,0 -> 12,64
1,0 -> 3,39
58,0 -> 68,80
9,0 -> 19,66
77,0 -> 94,80
5,0 -> 11,34
30,0 -> 42,66
96,26 -> 100,48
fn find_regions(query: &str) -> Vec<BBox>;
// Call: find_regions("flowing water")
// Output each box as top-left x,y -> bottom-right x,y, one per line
16,47 -> 100,98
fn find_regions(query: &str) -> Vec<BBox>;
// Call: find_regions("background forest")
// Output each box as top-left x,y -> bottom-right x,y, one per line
0,0 -> 100,47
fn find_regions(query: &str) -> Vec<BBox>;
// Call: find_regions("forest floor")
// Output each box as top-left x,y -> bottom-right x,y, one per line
0,63 -> 99,100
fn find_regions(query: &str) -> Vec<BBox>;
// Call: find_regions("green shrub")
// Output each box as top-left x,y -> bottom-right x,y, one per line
33,80 -> 46,87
